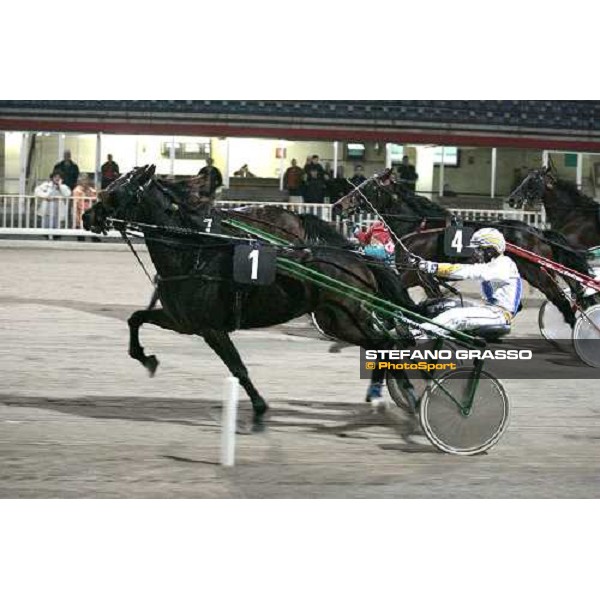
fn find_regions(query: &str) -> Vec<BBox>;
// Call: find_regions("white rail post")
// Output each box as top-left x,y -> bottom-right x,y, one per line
490,147 -> 497,199
279,140 -> 285,191
19,133 -> 29,224
438,146 -> 445,198
95,133 -> 102,191
169,136 -> 176,176
385,143 -> 392,169
333,141 -> 339,177
221,376 -> 239,466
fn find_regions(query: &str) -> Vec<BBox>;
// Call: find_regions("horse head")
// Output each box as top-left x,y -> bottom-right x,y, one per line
507,166 -> 555,209
83,165 -> 156,233
332,169 -> 394,217
331,186 -> 369,218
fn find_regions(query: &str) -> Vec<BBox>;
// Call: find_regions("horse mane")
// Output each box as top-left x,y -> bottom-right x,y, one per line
154,175 -> 212,211
554,178 -> 599,210
299,213 -> 350,247
399,187 -> 450,219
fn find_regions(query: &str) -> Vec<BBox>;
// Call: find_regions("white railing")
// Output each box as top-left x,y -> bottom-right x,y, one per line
0,195 -> 547,237
0,195 -> 101,236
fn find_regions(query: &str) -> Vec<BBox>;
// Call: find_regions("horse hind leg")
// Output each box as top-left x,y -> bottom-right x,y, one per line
127,308 -> 175,376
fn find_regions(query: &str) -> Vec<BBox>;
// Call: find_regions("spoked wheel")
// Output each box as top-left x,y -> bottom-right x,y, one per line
419,368 -> 510,456
572,305 -> 600,368
538,300 -> 574,350
385,341 -> 463,416
386,370 -> 426,415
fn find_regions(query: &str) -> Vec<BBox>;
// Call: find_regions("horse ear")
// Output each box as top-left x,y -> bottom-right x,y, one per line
136,164 -> 155,186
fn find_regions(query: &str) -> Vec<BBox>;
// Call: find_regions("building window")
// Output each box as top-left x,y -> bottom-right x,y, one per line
160,140 -> 211,160
434,147 -> 459,167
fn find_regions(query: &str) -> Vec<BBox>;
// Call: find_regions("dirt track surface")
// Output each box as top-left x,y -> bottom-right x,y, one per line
1,242 -> 599,498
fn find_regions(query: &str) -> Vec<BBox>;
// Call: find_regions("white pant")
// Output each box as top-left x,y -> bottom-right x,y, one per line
432,304 -> 509,333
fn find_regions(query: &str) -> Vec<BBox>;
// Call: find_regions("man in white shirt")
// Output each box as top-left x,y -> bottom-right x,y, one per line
417,228 -> 523,333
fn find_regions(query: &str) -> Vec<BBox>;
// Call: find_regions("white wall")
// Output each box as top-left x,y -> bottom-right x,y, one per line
2,132 -> 25,193
415,146 -> 436,198
432,147 -> 546,196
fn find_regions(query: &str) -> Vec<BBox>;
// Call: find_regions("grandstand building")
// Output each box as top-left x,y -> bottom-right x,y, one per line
1,100 -> 599,205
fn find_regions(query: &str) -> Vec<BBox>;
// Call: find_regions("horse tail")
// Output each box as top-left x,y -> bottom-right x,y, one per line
542,229 -> 593,276
367,262 -> 418,312
299,213 -> 349,246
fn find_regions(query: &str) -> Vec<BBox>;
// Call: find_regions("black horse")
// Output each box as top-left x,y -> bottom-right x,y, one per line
334,173 -> 595,327
508,166 -> 600,251
82,166 -> 417,424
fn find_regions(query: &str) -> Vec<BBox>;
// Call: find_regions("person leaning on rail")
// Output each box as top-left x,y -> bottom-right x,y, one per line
34,171 -> 72,233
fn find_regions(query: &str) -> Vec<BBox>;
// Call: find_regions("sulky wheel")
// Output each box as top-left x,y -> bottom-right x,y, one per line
419,367 -> 510,456
385,341 -> 463,416
538,300 -> 574,350
386,370 -> 426,415
572,305 -> 600,368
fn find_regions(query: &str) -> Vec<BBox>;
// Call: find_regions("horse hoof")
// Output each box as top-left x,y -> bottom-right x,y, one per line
146,355 -> 159,377
251,403 -> 268,432
251,420 -> 266,433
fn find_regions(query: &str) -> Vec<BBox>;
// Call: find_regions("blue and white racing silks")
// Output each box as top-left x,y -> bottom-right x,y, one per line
435,255 -> 523,317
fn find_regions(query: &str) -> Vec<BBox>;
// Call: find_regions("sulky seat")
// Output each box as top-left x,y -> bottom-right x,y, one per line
465,323 -> 511,342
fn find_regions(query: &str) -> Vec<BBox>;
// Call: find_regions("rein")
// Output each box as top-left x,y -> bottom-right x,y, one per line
110,217 -> 254,291
119,229 -> 155,286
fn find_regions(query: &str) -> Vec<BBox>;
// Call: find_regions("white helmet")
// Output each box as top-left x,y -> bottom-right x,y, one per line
469,228 -> 506,254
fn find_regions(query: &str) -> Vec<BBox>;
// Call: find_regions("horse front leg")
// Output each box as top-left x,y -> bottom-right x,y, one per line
127,308 -> 176,376
202,330 -> 269,426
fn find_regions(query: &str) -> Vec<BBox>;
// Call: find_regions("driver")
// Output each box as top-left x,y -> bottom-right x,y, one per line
416,228 -> 523,333
353,220 -> 396,267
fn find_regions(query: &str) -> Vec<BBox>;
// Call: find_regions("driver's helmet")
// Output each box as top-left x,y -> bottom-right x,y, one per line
469,228 -> 506,254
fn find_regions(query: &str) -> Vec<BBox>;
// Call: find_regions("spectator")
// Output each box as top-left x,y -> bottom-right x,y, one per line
349,164 -> 367,187
233,164 -> 256,177
283,158 -> 304,201
197,157 -> 223,198
303,154 -> 328,203
73,173 -> 97,229
101,154 -> 120,189
53,150 -> 80,191
397,155 -> 418,191
35,172 -> 71,230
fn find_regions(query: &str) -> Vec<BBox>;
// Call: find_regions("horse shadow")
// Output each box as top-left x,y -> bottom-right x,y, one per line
0,393 -> 437,455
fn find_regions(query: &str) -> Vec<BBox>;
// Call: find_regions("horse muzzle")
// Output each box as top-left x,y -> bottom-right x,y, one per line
82,205 -> 109,234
